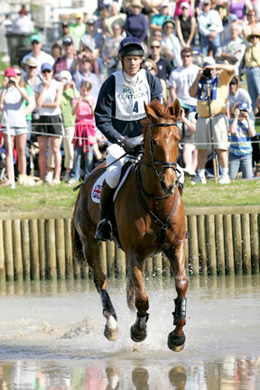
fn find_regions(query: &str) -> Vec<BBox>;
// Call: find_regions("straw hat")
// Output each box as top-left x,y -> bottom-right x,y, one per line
131,0 -> 143,8
22,57 -> 38,69
247,29 -> 260,42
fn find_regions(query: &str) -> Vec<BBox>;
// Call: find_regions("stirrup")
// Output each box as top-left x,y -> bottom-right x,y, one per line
95,219 -> 113,241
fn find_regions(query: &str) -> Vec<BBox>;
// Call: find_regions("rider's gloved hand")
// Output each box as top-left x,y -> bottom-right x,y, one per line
120,139 -> 143,156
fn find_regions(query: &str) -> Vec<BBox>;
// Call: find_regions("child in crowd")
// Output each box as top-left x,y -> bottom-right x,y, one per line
68,80 -> 98,185
229,102 -> 256,179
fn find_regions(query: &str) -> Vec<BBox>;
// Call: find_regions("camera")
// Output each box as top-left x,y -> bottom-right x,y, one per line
239,109 -> 247,115
8,77 -> 15,84
202,68 -> 212,79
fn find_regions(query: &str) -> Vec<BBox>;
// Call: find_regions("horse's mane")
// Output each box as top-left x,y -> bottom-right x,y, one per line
142,100 -> 179,140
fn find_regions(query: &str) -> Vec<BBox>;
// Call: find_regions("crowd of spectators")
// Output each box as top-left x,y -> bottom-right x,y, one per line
0,0 -> 260,186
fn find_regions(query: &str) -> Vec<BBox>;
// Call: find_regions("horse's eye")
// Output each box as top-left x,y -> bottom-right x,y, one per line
151,139 -> 157,147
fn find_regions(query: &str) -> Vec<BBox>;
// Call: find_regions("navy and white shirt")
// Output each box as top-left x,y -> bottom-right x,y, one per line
95,69 -> 162,144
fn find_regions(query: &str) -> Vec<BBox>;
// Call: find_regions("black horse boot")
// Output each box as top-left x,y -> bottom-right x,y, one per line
95,181 -> 115,241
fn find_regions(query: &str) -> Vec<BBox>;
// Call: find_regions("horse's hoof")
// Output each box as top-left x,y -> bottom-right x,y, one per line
104,314 -> 119,341
130,324 -> 147,342
104,325 -> 119,341
168,332 -> 185,352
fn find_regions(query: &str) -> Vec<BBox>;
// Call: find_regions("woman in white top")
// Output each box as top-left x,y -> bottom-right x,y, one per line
161,20 -> 182,68
34,63 -> 63,184
0,67 -> 30,186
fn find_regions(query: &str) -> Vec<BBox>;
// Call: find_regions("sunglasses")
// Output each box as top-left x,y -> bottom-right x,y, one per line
29,66 -> 37,69
15,73 -> 21,76
151,45 -> 160,49
42,69 -> 52,73
182,54 -> 192,58
31,41 -> 40,45
251,35 -> 259,39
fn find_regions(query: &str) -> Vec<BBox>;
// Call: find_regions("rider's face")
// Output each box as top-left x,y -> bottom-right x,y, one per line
122,55 -> 142,77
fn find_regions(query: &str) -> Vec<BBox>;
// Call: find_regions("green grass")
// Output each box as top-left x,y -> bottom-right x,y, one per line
0,178 -> 260,213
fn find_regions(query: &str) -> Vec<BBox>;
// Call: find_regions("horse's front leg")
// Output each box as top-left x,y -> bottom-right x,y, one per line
128,254 -> 149,342
81,234 -> 119,341
165,239 -> 188,352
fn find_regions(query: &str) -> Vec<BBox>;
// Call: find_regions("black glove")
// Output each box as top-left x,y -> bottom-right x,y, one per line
120,139 -> 143,156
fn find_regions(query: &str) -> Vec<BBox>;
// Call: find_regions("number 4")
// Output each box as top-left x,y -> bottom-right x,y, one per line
133,101 -> 138,113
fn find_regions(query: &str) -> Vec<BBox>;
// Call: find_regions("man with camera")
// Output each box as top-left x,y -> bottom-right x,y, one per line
189,56 -> 235,184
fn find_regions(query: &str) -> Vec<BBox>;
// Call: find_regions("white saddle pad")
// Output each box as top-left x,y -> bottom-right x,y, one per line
91,165 -> 133,204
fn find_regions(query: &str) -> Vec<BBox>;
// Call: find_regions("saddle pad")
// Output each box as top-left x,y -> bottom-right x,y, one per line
91,165 -> 133,204
91,172 -> 106,203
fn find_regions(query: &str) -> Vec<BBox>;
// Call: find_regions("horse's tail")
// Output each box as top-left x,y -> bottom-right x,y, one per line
72,220 -> 84,265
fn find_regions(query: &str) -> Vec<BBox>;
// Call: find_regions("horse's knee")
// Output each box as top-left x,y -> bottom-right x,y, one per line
135,295 -> 149,316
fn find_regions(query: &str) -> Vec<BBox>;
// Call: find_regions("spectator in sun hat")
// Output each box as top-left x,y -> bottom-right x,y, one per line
56,20 -> 79,52
125,0 -> 149,43
69,12 -> 86,43
229,101 -> 255,179
11,5 -> 34,34
22,34 -> 55,77
53,36 -> 77,78
161,20 -> 182,68
175,1 -> 196,48
173,0 -> 193,20
150,2 -> 173,34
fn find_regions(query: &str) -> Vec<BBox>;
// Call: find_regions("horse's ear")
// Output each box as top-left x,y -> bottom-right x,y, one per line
144,102 -> 159,121
166,99 -> 181,119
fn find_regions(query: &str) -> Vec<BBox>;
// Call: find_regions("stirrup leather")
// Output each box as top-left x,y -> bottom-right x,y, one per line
95,218 -> 113,241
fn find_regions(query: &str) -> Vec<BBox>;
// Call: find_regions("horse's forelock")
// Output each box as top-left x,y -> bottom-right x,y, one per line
142,101 -> 178,139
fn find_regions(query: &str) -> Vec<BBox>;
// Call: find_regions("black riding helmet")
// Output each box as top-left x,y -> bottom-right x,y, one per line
118,37 -> 145,59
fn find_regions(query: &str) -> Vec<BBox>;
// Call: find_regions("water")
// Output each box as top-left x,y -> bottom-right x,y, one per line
0,275 -> 259,389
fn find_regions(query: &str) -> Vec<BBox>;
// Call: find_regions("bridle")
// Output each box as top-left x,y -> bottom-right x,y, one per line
138,121 -> 181,200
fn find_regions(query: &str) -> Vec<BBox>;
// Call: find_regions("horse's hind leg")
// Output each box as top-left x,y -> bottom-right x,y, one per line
80,233 -> 119,341
165,240 -> 188,352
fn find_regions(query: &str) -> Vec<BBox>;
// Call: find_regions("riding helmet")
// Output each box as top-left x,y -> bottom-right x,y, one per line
118,37 -> 145,59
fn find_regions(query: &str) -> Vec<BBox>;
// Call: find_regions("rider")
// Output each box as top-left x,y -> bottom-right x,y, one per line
95,37 -> 163,241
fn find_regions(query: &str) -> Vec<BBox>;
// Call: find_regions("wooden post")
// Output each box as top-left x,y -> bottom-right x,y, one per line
3,220 -> 14,281
106,241 -> 115,278
12,219 -> 23,281
184,215 -> 189,271
21,219 -> 30,280
242,214 -> 251,274
0,220 -> 6,282
224,214 -> 234,274
232,214 -> 242,274
55,219 -> 66,280
206,215 -> 217,275
250,213 -> 259,274
29,219 -> 40,280
38,219 -> 46,279
215,214 -> 225,275
115,246 -> 126,278
188,215 -> 199,276
64,218 -> 74,279
46,219 -> 57,280
197,215 -> 207,276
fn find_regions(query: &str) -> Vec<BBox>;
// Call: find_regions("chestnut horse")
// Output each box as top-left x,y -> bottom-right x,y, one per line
72,100 -> 188,351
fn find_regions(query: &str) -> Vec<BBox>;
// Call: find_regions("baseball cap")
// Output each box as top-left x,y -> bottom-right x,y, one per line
30,34 -> 41,43
202,0 -> 211,4
59,70 -> 72,81
228,13 -> 238,22
160,2 -> 169,7
5,67 -> 17,78
238,102 -> 249,112
181,2 -> 190,8
62,21 -> 70,27
86,18 -> 96,25
41,63 -> 53,72
75,12 -> 84,19
63,36 -> 73,45
202,56 -> 215,66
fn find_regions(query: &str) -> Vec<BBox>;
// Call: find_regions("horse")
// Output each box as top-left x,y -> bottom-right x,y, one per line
72,99 -> 188,352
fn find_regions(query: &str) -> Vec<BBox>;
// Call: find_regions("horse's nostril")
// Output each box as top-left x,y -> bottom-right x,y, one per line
161,181 -> 173,194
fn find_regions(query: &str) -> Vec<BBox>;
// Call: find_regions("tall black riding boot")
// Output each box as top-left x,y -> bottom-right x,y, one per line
95,181 -> 115,241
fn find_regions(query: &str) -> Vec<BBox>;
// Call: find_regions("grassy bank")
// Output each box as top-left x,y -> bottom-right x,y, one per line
0,177 -> 260,213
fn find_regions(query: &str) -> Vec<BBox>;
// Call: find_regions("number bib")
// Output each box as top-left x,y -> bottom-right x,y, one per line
114,69 -> 151,121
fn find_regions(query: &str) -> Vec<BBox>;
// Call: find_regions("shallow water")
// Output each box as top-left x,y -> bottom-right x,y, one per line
0,275 -> 259,389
